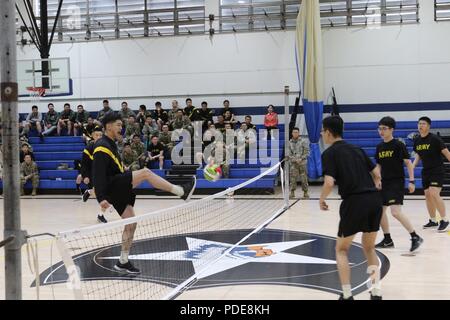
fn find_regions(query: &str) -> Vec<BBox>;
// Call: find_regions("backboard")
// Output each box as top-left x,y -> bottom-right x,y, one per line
18,57 -> 73,97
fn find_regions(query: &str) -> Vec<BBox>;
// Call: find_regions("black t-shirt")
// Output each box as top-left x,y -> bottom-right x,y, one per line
148,142 -> 164,157
375,139 -> 410,181
322,140 -> 377,199
413,133 -> 447,174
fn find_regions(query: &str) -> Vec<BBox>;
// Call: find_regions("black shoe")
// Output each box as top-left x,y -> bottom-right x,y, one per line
370,294 -> 382,300
82,190 -> 91,202
423,220 -> 439,229
97,214 -> 108,223
438,220 -> 449,233
375,238 -> 394,249
181,176 -> 196,201
114,261 -> 140,274
410,236 -> 424,252
338,294 -> 354,300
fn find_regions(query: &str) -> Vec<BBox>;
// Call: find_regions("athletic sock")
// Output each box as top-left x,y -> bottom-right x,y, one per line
431,218 -> 437,223
171,185 -> 184,197
120,251 -> 129,264
371,287 -> 382,297
410,231 -> 418,239
342,285 -> 352,299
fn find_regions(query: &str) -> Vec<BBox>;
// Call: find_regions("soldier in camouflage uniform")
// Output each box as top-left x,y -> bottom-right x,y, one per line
288,127 -> 310,199
142,115 -> 160,147
119,101 -> 136,126
131,134 -> 146,168
20,154 -> 39,196
171,109 -> 193,136
122,143 -> 140,171
124,115 -> 141,142
42,103 -> 59,137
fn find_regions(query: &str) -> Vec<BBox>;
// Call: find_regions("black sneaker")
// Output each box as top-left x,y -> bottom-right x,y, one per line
181,176 -> 196,201
438,220 -> 449,233
375,238 -> 394,249
338,294 -> 354,300
97,214 -> 108,223
114,261 -> 140,274
82,190 -> 91,202
410,236 -> 424,252
370,294 -> 382,300
423,220 -> 439,229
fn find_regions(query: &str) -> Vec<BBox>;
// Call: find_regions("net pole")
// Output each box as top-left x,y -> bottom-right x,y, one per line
283,86 -> 290,209
1,0 -> 26,300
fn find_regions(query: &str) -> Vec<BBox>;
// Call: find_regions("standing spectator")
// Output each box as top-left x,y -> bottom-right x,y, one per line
42,103 -> 59,137
96,99 -> 114,126
119,101 -> 136,126
288,127 -> 310,199
145,135 -> 165,170
57,103 -> 75,136
122,142 -> 140,172
159,124 -> 174,158
136,104 -> 153,130
264,104 -> 278,140
23,105 -> 43,137
184,98 -> 197,121
167,100 -> 180,125
20,154 -> 39,196
19,143 -> 35,163
124,115 -> 141,142
153,101 -> 169,130
193,101 -> 214,131
73,105 -> 90,136
142,115 -> 159,147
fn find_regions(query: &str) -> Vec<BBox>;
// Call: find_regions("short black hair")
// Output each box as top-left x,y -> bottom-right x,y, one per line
145,115 -> 152,119
418,116 -> 431,125
32,105 -> 38,110
151,135 -> 158,140
139,104 -> 146,110
378,116 -> 396,129
322,116 -> 344,138
245,115 -> 252,119
101,111 -> 122,128
103,99 -> 109,104
201,101 -> 207,106
155,101 -> 162,107
292,127 -> 300,132
122,101 -> 128,105
47,103 -> 54,108
223,99 -> 229,104
124,142 -> 131,147
128,114 -> 136,119
64,103 -> 70,108
77,105 -> 84,109
186,98 -> 192,103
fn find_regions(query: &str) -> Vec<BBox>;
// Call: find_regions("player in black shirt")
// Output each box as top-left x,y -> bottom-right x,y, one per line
320,116 -> 383,300
374,117 -> 423,252
92,113 -> 196,274
413,116 -> 450,232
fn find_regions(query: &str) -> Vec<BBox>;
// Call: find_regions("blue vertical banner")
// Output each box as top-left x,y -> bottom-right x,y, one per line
296,0 -> 324,179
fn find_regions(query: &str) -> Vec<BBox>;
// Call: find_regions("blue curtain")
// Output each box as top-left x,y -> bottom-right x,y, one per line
303,99 -> 323,179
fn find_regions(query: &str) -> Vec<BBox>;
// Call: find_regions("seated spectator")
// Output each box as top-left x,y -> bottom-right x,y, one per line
264,104 -> 278,140
171,109 -> 192,136
193,101 -> 214,131
136,104 -> 153,130
184,98 -> 197,121
57,103 -> 75,136
236,123 -> 257,159
144,135 -> 165,170
116,134 -> 125,155
167,100 -> 180,125
142,115 -> 159,146
95,99 -> 114,126
214,115 -> 226,133
159,124 -> 174,158
82,116 -> 96,143
223,110 -> 237,129
42,103 -> 59,137
195,140 -> 230,178
20,143 -> 35,163
73,105 -> 90,136
20,154 -> 39,196
131,134 -> 146,166
220,99 -> 234,118
224,123 -> 236,147
244,115 -> 255,130
124,115 -> 141,142
122,142 -> 140,171
0,144 -> 3,180
154,101 -> 169,130
119,101 -> 136,126
23,105 -> 43,137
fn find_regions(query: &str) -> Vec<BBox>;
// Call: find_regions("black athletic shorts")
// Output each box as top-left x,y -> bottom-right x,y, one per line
422,171 -> 444,190
107,171 -> 136,216
381,179 -> 405,206
338,192 -> 383,238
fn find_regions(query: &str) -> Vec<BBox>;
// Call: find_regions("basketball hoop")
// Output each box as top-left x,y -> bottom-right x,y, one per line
26,86 -> 46,103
